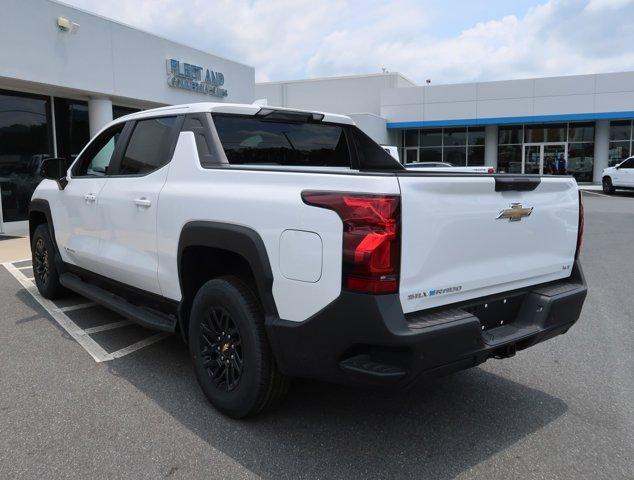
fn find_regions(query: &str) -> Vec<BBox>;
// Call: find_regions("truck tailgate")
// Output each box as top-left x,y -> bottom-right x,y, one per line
397,175 -> 580,314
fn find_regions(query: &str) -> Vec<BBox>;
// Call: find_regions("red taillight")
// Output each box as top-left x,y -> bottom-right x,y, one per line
487,167 -> 496,174
575,190 -> 584,260
302,191 -> 400,294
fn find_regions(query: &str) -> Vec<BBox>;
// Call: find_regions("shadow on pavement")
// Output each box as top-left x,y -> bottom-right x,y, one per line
109,335 -> 567,480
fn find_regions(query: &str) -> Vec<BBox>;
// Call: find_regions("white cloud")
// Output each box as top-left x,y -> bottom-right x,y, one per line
585,0 -> 634,12
62,0 -> 634,84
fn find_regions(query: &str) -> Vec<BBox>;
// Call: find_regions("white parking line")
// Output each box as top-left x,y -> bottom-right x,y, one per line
57,302 -> 96,312
17,265 -> 33,270
2,262 -> 170,362
80,320 -> 131,335
581,190 -> 611,198
109,332 -> 171,359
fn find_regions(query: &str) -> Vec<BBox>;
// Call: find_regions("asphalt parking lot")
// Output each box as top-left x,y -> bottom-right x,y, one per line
1,191 -> 633,480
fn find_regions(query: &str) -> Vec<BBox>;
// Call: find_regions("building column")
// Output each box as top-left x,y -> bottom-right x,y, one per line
593,120 -> 610,184
88,97 -> 113,138
485,125 -> 498,170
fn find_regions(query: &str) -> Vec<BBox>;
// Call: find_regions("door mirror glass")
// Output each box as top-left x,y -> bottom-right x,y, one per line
40,157 -> 68,180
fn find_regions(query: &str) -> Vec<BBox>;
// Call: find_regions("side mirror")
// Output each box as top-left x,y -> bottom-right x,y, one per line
40,157 -> 69,189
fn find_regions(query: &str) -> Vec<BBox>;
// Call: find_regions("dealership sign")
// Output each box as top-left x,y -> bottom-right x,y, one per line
166,59 -> 228,97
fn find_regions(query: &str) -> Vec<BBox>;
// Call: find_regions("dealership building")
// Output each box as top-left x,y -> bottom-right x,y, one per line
2,0 -> 634,234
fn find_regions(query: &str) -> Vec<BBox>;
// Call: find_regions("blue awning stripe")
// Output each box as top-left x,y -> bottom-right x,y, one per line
386,111 -> 634,129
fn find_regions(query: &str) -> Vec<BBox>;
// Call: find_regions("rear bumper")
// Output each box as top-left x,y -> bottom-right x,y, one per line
266,262 -> 587,386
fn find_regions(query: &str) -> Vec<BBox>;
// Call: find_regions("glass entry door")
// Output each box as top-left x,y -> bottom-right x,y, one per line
523,143 -> 567,175
543,144 -> 567,175
524,145 -> 541,174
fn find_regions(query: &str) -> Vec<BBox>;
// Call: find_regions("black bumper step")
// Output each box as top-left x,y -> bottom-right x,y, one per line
339,354 -> 407,379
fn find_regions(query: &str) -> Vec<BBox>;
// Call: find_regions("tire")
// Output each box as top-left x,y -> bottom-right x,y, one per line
188,276 -> 289,418
31,224 -> 68,299
602,176 -> 615,194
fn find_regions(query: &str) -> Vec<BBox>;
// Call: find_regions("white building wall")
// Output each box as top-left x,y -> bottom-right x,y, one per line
381,72 -> 634,124
256,73 -> 415,115
348,114 -> 389,145
1,0 -> 255,106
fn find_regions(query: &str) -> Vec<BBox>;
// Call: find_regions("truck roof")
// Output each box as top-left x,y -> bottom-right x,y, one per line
116,102 -> 356,126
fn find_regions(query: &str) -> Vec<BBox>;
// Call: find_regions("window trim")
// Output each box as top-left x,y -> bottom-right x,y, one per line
70,121 -> 130,178
105,114 -> 184,178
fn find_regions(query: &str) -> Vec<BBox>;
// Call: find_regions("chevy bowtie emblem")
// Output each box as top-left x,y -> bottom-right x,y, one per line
497,203 -> 533,222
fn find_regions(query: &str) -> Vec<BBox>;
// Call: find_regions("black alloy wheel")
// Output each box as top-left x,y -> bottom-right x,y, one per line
189,276 -> 289,418
199,306 -> 243,392
33,237 -> 50,286
31,224 -> 67,299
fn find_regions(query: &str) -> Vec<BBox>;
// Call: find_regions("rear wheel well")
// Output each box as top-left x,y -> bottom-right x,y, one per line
179,246 -> 258,338
29,211 -> 48,240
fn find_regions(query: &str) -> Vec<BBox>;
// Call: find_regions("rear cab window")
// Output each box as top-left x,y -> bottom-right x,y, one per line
210,112 -> 403,171
212,115 -> 351,167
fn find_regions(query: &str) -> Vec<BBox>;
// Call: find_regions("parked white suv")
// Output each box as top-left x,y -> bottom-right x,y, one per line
602,156 -> 634,194
30,103 -> 587,418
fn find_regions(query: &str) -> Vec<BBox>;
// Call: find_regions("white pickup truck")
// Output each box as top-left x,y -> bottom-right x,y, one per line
30,103 -> 587,418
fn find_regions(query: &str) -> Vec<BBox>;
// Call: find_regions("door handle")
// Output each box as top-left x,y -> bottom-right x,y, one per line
134,197 -> 152,208
84,194 -> 96,204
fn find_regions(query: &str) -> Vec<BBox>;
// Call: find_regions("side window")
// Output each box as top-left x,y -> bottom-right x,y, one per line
72,123 -> 125,177
351,127 -> 404,170
620,158 -> 634,169
118,116 -> 177,175
212,115 -> 351,167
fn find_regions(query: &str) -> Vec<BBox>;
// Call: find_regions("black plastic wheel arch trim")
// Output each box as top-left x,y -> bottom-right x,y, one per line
177,221 -> 278,326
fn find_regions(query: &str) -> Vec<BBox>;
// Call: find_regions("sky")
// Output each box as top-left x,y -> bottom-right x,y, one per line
61,0 -> 634,84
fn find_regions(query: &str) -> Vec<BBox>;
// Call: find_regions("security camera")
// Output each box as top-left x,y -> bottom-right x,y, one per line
57,16 -> 80,34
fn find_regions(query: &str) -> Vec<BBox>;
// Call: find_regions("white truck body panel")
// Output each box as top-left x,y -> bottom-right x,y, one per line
397,175 -> 579,313
156,132 -> 400,322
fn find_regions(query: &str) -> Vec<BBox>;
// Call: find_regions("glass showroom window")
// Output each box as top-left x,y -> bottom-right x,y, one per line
567,122 -> 595,182
0,89 -> 53,223
401,126 -> 484,165
608,120 -> 633,166
497,125 -> 523,173
54,98 -> 90,162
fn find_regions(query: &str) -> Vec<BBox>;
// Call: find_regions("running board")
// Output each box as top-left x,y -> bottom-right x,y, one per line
59,273 -> 176,333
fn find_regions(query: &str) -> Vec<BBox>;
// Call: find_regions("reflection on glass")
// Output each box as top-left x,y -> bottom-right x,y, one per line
568,123 -> 595,142
443,147 -> 466,166
405,148 -> 418,163
113,105 -> 140,119
543,145 -> 567,175
524,145 -> 541,174
0,90 -> 52,223
467,127 -> 485,146
608,141 -> 631,166
420,129 -> 443,147
54,98 -> 89,162
467,146 -> 485,165
419,146 -> 442,162
498,125 -> 523,144
567,143 -> 594,182
443,128 -> 466,146
497,145 -> 522,173
404,129 -> 418,147
609,120 -> 631,141
525,124 -> 566,143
